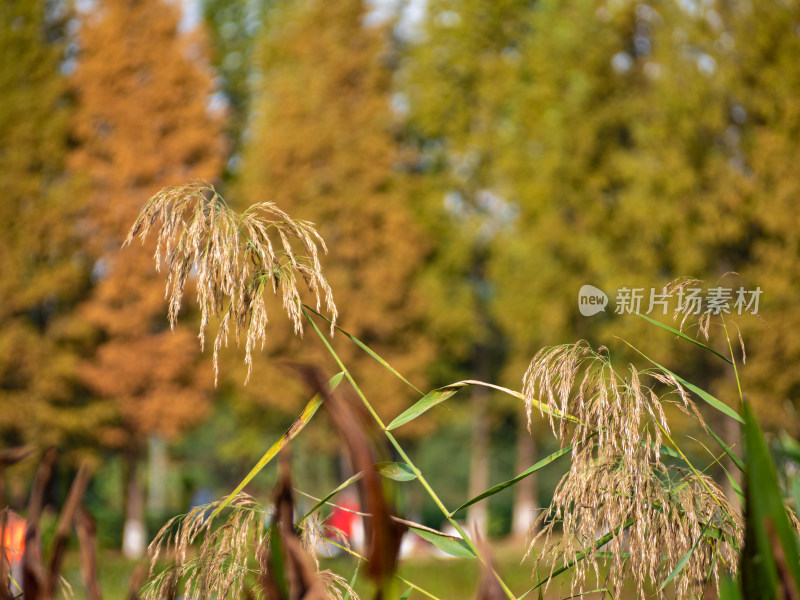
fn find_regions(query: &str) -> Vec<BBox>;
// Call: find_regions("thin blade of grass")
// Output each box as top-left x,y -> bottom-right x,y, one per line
303,305 -> 422,394
635,312 -> 733,365
622,340 -> 743,424
658,519 -> 712,591
560,589 -> 610,599
343,559 -> 361,600
704,424 -> 745,472
742,402 -> 800,596
302,310 -> 516,600
530,518 -> 635,593
296,472 -> 363,525
210,371 -> 344,520
451,443 -> 577,516
692,436 -> 744,499
388,379 -> 581,431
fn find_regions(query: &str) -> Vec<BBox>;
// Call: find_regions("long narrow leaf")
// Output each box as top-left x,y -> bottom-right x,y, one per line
343,560 -> 361,600
635,312 -> 733,365
659,519 -> 711,591
388,379 -> 581,431
410,527 -> 476,559
704,424 -> 745,472
297,471 -> 362,525
387,384 -> 466,430
375,462 -> 417,481
623,341 -> 743,424
742,402 -> 800,597
303,305 -> 422,394
210,371 -> 344,519
451,443 -> 576,515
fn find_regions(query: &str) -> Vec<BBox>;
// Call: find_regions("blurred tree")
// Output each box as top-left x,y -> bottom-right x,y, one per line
239,0 -> 433,428
0,0 -> 96,470
401,0 -> 527,533
489,0 -> 800,499
721,0 -> 800,436
70,0 -> 224,557
486,0 -> 742,507
202,0 -> 272,179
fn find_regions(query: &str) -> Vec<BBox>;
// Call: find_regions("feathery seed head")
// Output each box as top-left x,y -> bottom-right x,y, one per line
522,342 -> 742,598
123,181 -> 338,383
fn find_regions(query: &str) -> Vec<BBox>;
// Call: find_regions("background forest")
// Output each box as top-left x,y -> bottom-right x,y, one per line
2,0 -> 800,595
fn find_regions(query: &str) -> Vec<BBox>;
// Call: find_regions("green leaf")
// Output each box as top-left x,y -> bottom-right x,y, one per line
635,312 -> 733,365
742,402 -> 800,598
718,576 -> 743,600
268,521 -> 289,598
375,461 -> 417,481
398,588 -> 412,600
210,371 -> 345,520
559,589 -> 610,599
303,305 -> 422,394
409,526 -> 476,559
792,476 -> 800,516
678,375 -> 744,423
387,384 -> 467,431
704,423 -> 745,471
451,443 -> 577,515
343,560 -> 361,600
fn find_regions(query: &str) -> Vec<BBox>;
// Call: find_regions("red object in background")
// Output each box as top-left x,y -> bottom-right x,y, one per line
2,511 -> 25,565
325,499 -> 359,540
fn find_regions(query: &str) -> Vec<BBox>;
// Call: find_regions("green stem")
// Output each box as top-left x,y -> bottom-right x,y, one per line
720,316 -> 744,406
302,307 -> 517,600
300,530 -> 444,600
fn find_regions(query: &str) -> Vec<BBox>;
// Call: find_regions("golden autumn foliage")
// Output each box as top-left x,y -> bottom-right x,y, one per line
237,0 -> 434,425
70,0 -> 224,449
0,0 -> 95,455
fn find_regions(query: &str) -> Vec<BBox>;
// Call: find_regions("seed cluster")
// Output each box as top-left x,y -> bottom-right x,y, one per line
124,181 -> 338,383
523,342 -> 742,598
144,494 -> 358,600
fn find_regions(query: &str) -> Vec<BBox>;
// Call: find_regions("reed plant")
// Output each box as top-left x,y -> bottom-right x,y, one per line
123,181 -> 799,599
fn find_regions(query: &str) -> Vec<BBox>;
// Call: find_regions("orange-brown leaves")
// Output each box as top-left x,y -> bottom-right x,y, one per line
71,0 -> 224,446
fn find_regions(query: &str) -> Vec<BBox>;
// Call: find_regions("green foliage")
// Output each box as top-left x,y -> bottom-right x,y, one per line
0,0 -> 94,457
740,402 -> 800,597
202,0 -> 272,178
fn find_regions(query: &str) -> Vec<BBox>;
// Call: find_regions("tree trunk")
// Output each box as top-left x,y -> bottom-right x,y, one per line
147,435 -> 167,516
122,448 -> 146,559
511,416 -> 538,537
467,353 -> 490,533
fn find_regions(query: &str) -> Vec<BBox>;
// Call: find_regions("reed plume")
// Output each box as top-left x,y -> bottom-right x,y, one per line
123,181 -> 338,383
523,342 -> 742,598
